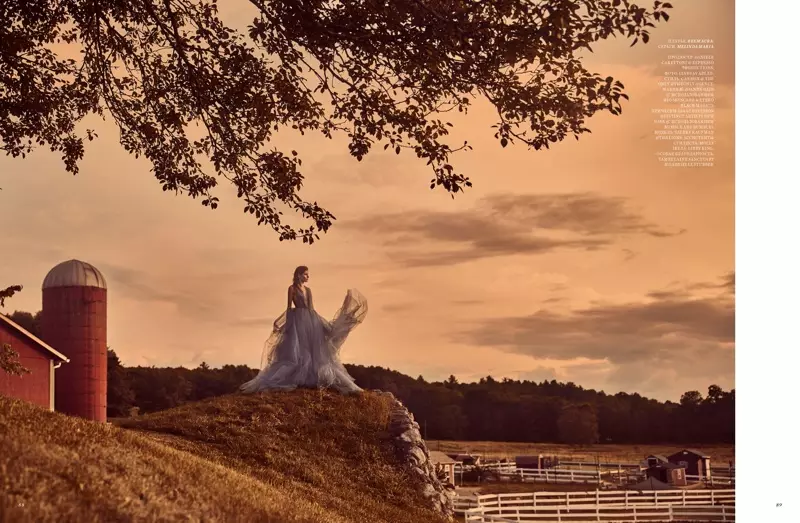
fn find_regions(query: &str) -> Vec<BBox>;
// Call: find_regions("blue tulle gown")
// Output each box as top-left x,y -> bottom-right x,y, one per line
240,288 -> 367,395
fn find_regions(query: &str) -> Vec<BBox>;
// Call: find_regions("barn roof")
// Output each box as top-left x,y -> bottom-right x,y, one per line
628,477 -> 677,491
646,454 -> 669,462
0,314 -> 69,363
429,451 -> 459,464
668,449 -> 710,459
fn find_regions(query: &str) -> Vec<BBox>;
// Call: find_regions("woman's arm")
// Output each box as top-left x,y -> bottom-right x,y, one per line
307,287 -> 314,311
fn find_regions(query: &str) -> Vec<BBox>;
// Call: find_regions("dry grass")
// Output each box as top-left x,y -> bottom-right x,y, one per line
427,440 -> 735,464
1,390 -> 447,523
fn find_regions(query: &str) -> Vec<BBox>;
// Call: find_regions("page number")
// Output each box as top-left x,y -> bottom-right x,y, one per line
776,503 -> 782,507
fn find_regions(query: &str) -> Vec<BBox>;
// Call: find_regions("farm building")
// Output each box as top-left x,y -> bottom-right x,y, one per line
430,451 -> 459,486
448,453 -> 480,467
628,477 -> 677,491
515,454 -> 544,470
41,259 -> 109,422
645,454 -> 669,468
0,259 -> 108,422
514,455 -> 558,470
645,463 -> 688,487
0,313 -> 69,411
667,449 -> 711,479
542,455 -> 559,468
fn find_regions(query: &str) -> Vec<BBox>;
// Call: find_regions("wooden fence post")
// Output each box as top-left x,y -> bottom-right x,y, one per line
668,504 -> 673,522
682,490 -> 686,506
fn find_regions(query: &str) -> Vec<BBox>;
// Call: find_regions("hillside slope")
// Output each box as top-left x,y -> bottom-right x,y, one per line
0,390 -> 447,523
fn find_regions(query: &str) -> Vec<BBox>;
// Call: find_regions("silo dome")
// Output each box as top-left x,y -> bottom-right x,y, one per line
42,259 -> 107,290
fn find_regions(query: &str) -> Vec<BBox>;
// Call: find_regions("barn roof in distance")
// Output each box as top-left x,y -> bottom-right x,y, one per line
668,448 -> 711,459
42,259 -> 107,290
429,451 -> 459,464
0,314 -> 69,363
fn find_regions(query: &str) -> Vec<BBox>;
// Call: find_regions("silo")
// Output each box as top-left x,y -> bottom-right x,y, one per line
41,259 -> 108,422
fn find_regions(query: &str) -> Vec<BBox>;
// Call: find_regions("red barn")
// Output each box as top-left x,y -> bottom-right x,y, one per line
0,313 -> 69,410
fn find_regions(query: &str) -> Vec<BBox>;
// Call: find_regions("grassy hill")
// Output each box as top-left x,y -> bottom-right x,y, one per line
0,390 -> 447,523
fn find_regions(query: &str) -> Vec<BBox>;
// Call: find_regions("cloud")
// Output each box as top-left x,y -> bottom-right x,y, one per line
342,192 -> 684,267
381,302 -> 415,313
104,264 -> 217,318
455,273 -> 734,395
479,193 -> 685,238
647,272 -> 735,301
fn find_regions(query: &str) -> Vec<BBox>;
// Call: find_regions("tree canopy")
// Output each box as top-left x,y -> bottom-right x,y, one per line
1,0 -> 671,242
106,356 -> 733,445
0,286 -> 30,376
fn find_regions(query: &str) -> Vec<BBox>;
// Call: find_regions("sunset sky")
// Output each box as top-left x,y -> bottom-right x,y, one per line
0,0 -> 734,402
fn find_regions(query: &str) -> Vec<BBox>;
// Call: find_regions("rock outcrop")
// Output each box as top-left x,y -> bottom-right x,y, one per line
378,391 -> 455,520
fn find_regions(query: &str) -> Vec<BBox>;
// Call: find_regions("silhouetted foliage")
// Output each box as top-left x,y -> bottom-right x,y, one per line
557,403 -> 599,444
0,285 -> 22,308
2,0 -> 671,242
0,286 -> 31,376
107,359 -> 734,444
107,349 -> 136,417
5,310 -> 41,338
0,344 -> 31,377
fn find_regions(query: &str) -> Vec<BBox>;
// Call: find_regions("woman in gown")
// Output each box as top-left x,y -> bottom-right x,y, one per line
240,266 -> 367,395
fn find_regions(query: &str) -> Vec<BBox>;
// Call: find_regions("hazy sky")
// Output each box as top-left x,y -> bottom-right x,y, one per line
0,0 -> 734,402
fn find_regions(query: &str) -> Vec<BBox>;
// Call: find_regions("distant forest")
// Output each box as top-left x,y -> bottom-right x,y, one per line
106,351 -> 734,445
6,311 -> 734,445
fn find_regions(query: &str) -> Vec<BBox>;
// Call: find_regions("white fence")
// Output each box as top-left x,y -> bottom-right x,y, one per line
458,463 -> 604,484
555,461 -> 643,471
686,474 -> 735,486
504,469 -> 603,485
454,489 -> 736,513
556,460 -> 735,477
463,504 -> 735,522
461,460 -> 734,485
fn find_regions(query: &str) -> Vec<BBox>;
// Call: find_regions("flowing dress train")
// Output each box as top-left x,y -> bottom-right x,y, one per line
240,288 -> 367,394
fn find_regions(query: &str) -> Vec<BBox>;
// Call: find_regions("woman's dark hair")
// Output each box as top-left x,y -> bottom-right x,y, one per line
293,266 -> 309,285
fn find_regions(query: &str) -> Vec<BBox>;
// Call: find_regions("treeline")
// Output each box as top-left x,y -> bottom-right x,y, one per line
106,351 -> 734,445
4,311 -> 734,444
